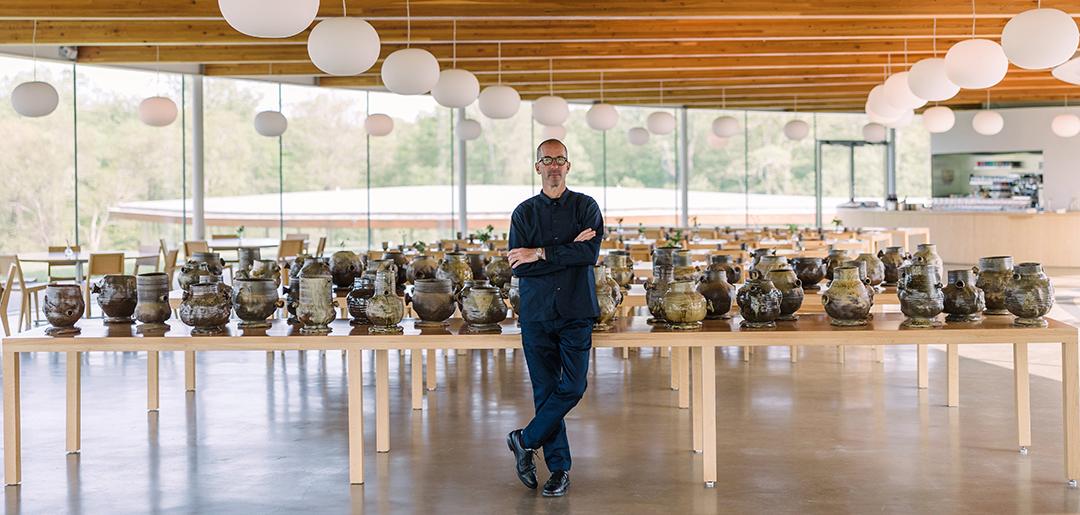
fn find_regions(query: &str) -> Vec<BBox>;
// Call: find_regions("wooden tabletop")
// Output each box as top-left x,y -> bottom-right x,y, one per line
18,251 -> 158,263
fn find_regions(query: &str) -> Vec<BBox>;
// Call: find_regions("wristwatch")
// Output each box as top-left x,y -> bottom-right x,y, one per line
535,248 -> 545,260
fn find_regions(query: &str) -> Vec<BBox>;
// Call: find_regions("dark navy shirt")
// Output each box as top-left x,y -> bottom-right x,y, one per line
509,188 -> 603,322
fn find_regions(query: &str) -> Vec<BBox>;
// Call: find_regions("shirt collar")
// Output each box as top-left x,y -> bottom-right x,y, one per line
538,188 -> 571,206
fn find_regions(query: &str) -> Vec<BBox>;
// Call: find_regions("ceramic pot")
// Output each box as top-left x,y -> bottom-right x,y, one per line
330,250 -> 363,290
594,269 -> 618,332
753,255 -> 789,276
651,247 -> 677,268
508,276 -> 521,321
854,252 -> 886,291
178,261 -> 218,292
707,254 -> 742,285
942,268 -> 985,323
898,263 -> 944,328
484,255 -> 513,292
822,266 -> 873,327
1004,262 -> 1055,327
382,250 -> 410,293
135,272 -> 172,331
297,258 -> 336,335
249,259 -> 282,288
603,250 -> 634,291
237,247 -> 261,275
767,268 -> 804,322
975,256 -> 1014,315
406,254 -> 439,284
596,265 -> 623,315
345,274 -> 376,325
93,274 -> 137,324
456,279 -> 491,313
179,282 -> 231,336
878,247 -> 909,286
43,283 -> 84,335
749,248 -> 775,270
460,285 -> 506,333
912,243 -> 944,279
697,268 -> 735,319
284,254 -> 311,323
736,270 -> 782,329
188,251 -> 226,276
841,259 -> 869,285
232,278 -> 280,329
436,252 -> 474,294
366,270 -> 404,334
645,265 -> 675,324
672,249 -> 700,282
824,249 -> 850,281
790,257 -> 825,291
465,252 -> 488,280
408,278 -> 456,327
662,280 -> 708,330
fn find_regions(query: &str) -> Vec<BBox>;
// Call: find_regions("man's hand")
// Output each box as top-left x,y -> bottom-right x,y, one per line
508,247 -> 541,269
574,228 -> 596,242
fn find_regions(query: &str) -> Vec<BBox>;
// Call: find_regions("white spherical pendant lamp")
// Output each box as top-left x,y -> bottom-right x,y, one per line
254,110 -> 288,137
364,113 -> 394,136
627,127 -> 650,146
866,84 -> 904,120
922,106 -> 956,133
707,133 -> 730,149
457,118 -> 482,141
712,115 -> 740,138
972,110 -> 1004,135
11,80 -> 59,117
1052,113 -> 1080,138
218,0 -> 319,38
431,69 -> 480,108
532,96 -> 569,126
1053,56 -> 1080,85
1002,8 -> 1080,70
945,39 -> 1009,89
884,72 -> 927,110
478,85 -> 521,119
138,96 -> 178,127
884,110 -> 914,129
540,125 -> 566,141
585,103 -> 619,131
646,111 -> 676,135
862,122 -> 887,143
783,119 -> 810,141
381,48 -> 440,95
907,58 -> 961,102
307,18 -> 381,76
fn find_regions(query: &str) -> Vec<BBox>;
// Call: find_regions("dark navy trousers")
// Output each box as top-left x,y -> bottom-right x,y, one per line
519,318 -> 593,472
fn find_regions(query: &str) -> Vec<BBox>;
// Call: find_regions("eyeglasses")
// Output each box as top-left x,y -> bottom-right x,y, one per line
537,156 -> 569,166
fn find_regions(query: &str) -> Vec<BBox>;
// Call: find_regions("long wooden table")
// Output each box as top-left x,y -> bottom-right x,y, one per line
3,314 -> 1078,489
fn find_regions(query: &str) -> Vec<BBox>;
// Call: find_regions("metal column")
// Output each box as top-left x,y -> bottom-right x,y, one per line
191,73 -> 205,240
677,107 -> 689,227
454,108 -> 468,236
886,128 -> 897,198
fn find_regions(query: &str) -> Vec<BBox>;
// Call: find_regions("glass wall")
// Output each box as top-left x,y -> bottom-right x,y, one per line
745,111 -> 816,225
687,108 -> 748,227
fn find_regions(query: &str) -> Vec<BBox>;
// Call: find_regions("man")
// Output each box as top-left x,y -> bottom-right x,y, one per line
505,138 -> 603,498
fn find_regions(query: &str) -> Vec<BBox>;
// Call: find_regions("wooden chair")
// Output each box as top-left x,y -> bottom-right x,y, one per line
210,234 -> 235,240
314,236 -> 327,258
2,255 -> 46,331
184,240 -> 209,258
47,244 -> 81,283
276,239 -> 304,263
1,264 -> 15,337
84,252 -> 125,317
133,245 -> 160,275
285,233 -> 309,254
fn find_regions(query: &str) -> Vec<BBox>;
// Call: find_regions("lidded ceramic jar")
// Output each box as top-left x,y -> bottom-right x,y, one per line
645,265 -> 675,324
822,266 -> 873,327
346,274 -> 376,325
1004,262 -> 1055,327
942,268 -> 985,323
912,243 -> 944,279
43,283 -> 85,336
366,270 -> 404,334
878,246 -> 909,286
767,268 -> 804,322
297,258 -> 336,335
854,252 -> 886,291
232,278 -> 281,329
484,255 -> 513,292
436,252 -> 474,294
93,274 -> 137,324
406,254 -> 439,284
179,282 -> 232,336
707,254 -> 742,285
135,272 -> 172,331
330,250 -> 362,290
662,280 -> 708,330
824,249 -> 850,281
594,267 -> 619,332
975,256 -> 1014,315
790,257 -> 825,291
603,250 -> 634,291
460,284 -> 507,333
898,263 -> 945,328
408,278 -> 456,327
736,269 -> 782,329
697,268 -> 735,319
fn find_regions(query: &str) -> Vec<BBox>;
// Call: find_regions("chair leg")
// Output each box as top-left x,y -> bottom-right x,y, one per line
33,292 -> 41,325
84,282 -> 92,318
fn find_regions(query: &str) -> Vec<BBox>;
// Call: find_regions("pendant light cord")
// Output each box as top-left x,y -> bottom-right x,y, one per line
452,20 -> 457,67
932,17 -> 938,57
31,19 -> 37,80
600,71 -> 604,103
722,87 -> 726,109
497,42 -> 502,84
971,0 -> 977,38
659,81 -> 664,105
342,0 -> 347,16
549,59 -> 554,96
406,0 -> 411,48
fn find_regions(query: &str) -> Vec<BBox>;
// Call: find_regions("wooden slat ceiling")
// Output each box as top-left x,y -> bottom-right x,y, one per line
3,1 -> 1080,112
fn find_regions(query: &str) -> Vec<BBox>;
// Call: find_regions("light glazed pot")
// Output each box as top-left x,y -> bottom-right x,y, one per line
975,256 -> 1014,315
346,274 -> 376,326
662,280 -> 708,330
406,254 -> 439,284
645,265 -> 675,324
736,269 -> 782,329
330,250 -> 363,290
912,243 -> 944,280
1004,262 -> 1055,328
461,285 -> 506,333
603,251 -> 634,291
457,279 -> 492,313
753,255 -> 789,276
790,257 -> 825,291
436,252 -> 474,294
707,254 -> 742,285
854,252 -> 886,291
43,283 -> 85,336
822,266 -> 873,327
232,278 -> 281,329
878,247 -> 909,286
135,273 -> 172,331
594,270 -> 618,332
249,259 -> 282,288
408,278 -> 456,327
484,255 -> 513,292
824,249 -> 850,281
898,263 -> 944,328
366,270 -> 404,334
297,258 -> 336,335
943,268 -> 985,323
595,265 -> 623,316
697,268 -> 735,320
767,268 -> 804,322
179,282 -> 231,336
93,274 -> 137,324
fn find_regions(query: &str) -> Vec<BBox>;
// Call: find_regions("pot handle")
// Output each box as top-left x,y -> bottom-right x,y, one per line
955,280 -> 965,289
159,293 -> 169,303
749,269 -> 762,281
1013,272 -> 1021,281
275,299 -> 285,309
821,294 -> 830,306
877,249 -> 884,258
971,265 -> 980,277
794,279 -> 803,288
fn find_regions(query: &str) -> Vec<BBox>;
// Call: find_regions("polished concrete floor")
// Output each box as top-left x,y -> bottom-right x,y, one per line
5,269 -> 1080,513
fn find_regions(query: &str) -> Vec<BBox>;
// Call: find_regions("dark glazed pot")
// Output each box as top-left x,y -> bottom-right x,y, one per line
461,285 -> 507,333
43,283 -> 85,336
898,263 -> 945,328
975,256 -> 1014,315
942,268 -> 985,323
93,274 -> 137,324
878,246 -> 908,286
790,257 -> 825,291
232,278 -> 281,329
707,254 -> 742,285
179,282 -> 231,336
366,270 -> 405,334
824,249 -> 850,281
767,268 -> 804,322
1004,262 -> 1055,327
135,273 -> 172,331
298,258 -> 336,335
346,274 -> 376,326
697,268 -> 735,320
736,270 -> 782,329
406,254 -> 439,284
408,278 -> 456,327
330,250 -> 363,290
436,252 -> 474,294
645,265 -> 675,324
484,255 -> 513,292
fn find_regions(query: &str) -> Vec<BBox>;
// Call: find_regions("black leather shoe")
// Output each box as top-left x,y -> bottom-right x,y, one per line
506,429 -> 537,489
542,470 -> 570,497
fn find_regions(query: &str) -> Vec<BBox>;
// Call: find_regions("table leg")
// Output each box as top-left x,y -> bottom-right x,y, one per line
790,345 -> 798,363
376,349 -> 390,453
691,346 -> 703,453
742,346 -> 750,363
947,343 -> 959,407
411,349 -> 423,411
426,349 -> 437,391
874,346 -> 884,363
148,351 -> 160,412
700,345 -> 717,487
66,351 -> 81,454
670,348 -> 680,391
837,345 -> 845,364
661,346 -> 670,358
4,352 -> 21,485
917,344 -> 928,389
622,346 -> 629,359
185,351 -> 196,392
1014,343 -> 1031,453
678,348 -> 690,409
347,349 -> 365,484
1063,338 -> 1080,486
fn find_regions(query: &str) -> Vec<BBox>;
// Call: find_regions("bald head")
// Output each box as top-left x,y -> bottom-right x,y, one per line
536,139 -> 568,162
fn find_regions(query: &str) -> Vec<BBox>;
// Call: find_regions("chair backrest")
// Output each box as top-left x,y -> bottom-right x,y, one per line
184,240 -> 209,257
47,245 -> 81,254
276,239 -> 304,261
88,252 -> 125,276
315,236 -> 327,257
0,263 -> 14,337
210,234 -> 235,240
285,233 -> 309,241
